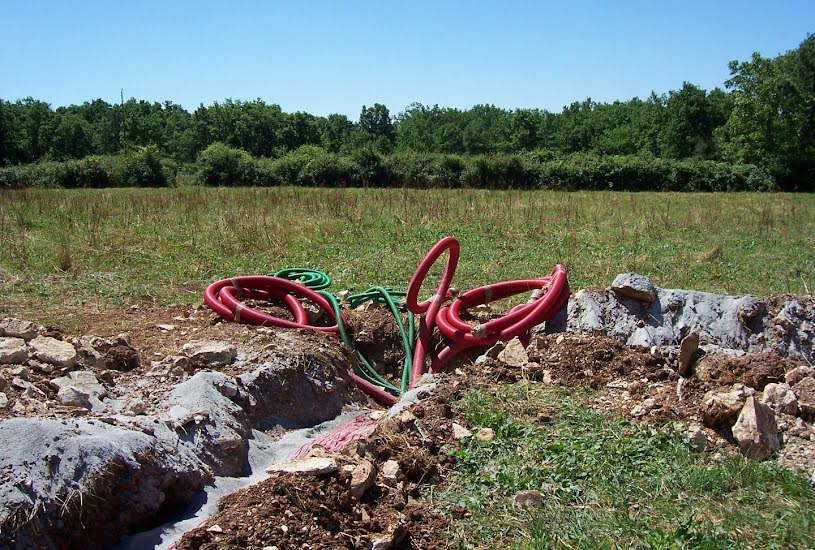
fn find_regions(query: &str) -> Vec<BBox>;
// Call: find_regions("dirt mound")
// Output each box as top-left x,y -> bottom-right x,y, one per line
694,352 -> 789,390
176,381 -> 463,550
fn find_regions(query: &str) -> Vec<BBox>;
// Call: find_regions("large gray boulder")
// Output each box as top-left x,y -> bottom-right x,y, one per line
565,281 -> 814,363
0,418 -> 208,550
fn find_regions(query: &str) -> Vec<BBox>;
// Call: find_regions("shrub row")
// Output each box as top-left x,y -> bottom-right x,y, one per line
198,143 -> 776,191
1,143 -> 776,192
0,146 -> 171,188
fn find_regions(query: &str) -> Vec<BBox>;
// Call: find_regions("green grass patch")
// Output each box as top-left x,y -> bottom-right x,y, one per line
434,382 -> 814,549
0,188 -> 812,331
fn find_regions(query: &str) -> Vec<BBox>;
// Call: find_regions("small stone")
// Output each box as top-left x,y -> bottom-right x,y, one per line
57,386 -> 92,408
181,341 -> 237,367
786,366 -> 814,387
677,333 -> 699,377
497,337 -> 528,368
761,383 -> 798,416
0,337 -> 28,364
0,392 -> 7,408
29,336 -> 77,368
206,525 -> 223,534
0,318 -> 39,341
793,377 -> 815,421
269,457 -> 338,475
630,398 -> 656,417
484,341 -> 505,359
381,460 -> 401,484
610,273 -> 657,303
217,380 -> 239,398
452,422 -> 472,439
732,396 -> 779,460
556,334 -> 566,345
737,297 -> 765,325
10,365 -> 29,379
686,425 -> 708,452
475,427 -> 495,441
512,490 -> 544,510
156,324 -> 176,331
349,459 -> 376,499
700,387 -> 752,428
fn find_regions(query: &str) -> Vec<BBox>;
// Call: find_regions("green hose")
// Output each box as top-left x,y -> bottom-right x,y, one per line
273,267 -> 415,396
319,290 -> 401,394
347,287 -> 416,393
273,268 -> 332,290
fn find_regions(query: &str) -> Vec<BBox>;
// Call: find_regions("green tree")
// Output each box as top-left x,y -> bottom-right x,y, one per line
48,112 -> 94,160
359,103 -> 395,152
718,35 -> 815,188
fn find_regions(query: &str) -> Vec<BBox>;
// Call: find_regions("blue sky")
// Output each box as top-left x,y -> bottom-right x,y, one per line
2,1 -> 812,118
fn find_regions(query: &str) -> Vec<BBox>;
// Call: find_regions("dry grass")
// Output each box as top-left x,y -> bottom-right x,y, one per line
0,187 -> 812,331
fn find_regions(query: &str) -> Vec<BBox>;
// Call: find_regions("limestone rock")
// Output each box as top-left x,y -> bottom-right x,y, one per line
512,490 -> 544,510
793,377 -> 815,421
269,457 -> 337,475
484,341 -> 505,359
475,427 -> 495,442
737,297 -> 765,325
57,386 -> 92,409
497,337 -> 528,368
686,424 -> 708,452
29,336 -> 77,368
677,332 -> 699,377
381,460 -> 401,484
0,318 -> 39,341
182,341 -> 237,367
452,422 -> 472,439
0,337 -> 28,365
700,387 -> 752,428
630,398 -> 656,418
732,396 -> 780,460
761,383 -> 799,416
51,371 -> 106,410
349,459 -> 376,499
610,272 -> 657,303
786,366 -> 815,387
0,392 -> 7,408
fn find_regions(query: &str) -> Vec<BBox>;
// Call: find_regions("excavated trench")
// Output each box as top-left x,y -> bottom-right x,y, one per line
0,309 -> 397,550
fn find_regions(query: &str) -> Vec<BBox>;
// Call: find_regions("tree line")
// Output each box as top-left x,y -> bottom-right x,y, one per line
0,35 -> 812,190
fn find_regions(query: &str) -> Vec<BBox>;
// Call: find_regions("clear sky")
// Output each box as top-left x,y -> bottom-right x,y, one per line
2,1 -> 812,118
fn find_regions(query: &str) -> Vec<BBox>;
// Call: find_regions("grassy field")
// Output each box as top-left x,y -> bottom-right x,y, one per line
437,381 -> 815,549
0,187 -> 813,330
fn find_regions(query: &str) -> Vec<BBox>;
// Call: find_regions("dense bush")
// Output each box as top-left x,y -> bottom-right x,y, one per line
113,146 -> 168,187
0,147 -> 167,188
0,143 -> 776,191
197,142 -> 254,186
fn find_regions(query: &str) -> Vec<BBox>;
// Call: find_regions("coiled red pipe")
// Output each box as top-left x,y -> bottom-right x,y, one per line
432,265 -> 569,371
405,236 -> 460,388
406,238 -> 569,386
204,276 -> 344,331
202,276 -> 396,403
